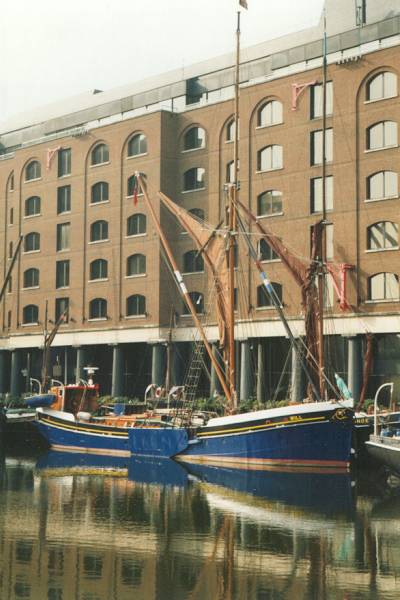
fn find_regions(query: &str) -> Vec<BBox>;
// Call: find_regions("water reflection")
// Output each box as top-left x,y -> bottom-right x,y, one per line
0,450 -> 398,599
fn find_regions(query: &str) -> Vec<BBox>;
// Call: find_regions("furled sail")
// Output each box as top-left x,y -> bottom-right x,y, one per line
158,192 -> 231,353
236,199 -> 323,399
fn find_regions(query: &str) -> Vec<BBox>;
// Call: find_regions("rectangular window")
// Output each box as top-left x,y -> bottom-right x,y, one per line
7,310 -> 11,328
57,185 -> 71,214
55,297 -> 69,322
355,0 -> 367,26
325,223 -> 334,261
56,260 -> 70,288
9,207 -> 13,225
311,129 -> 333,166
58,148 -> 71,177
57,223 -> 70,251
310,81 -> 333,119
311,176 -> 333,213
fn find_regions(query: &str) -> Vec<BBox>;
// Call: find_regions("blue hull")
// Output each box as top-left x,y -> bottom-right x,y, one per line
35,412 -> 130,456
177,412 -> 353,469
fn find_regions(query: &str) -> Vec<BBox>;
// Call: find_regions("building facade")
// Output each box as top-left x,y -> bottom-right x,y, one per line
1,0 -> 400,401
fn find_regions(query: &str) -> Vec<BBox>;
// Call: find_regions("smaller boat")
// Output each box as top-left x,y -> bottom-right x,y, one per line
366,383 -> 400,476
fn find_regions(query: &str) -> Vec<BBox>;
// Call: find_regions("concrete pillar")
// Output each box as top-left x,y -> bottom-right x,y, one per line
256,340 -> 265,404
64,347 -> 69,384
291,343 -> 304,404
347,336 -> 362,403
25,351 -> 32,393
240,340 -> 252,402
0,351 -> 7,395
75,347 -> 86,383
172,343 -> 184,386
111,345 -> 124,398
10,349 -> 22,398
151,343 -> 166,387
210,343 -> 222,398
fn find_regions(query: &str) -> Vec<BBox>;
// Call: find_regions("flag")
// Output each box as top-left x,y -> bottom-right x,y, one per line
239,0 -> 248,9
131,174 -> 140,206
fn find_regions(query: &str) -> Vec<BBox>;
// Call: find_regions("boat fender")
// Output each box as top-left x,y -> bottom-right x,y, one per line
77,411 -> 91,421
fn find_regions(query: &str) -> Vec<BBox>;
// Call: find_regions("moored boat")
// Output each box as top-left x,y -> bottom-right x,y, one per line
366,383 -> 400,476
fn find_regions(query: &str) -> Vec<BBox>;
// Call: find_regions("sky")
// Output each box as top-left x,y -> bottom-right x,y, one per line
0,0 -> 324,122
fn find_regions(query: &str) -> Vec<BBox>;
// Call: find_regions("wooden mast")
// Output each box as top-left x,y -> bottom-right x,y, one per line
136,174 -> 233,403
317,10 -> 328,400
227,10 -> 241,409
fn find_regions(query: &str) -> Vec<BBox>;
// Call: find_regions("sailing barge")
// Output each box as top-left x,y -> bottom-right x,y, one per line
34,7 -> 354,468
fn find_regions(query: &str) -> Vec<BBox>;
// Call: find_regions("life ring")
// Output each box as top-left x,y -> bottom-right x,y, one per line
155,387 -> 162,398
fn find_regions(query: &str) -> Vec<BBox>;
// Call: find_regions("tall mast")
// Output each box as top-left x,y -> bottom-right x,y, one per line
317,9 -> 328,399
227,10 -> 241,408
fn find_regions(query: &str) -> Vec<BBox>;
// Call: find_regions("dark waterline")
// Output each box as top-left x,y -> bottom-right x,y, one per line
0,450 -> 399,600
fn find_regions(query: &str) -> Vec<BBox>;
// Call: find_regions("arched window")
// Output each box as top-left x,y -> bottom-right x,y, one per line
367,171 -> 398,200
91,181 -> 109,203
367,72 -> 397,102
90,259 -> 108,280
8,173 -> 14,192
127,214 -> 146,236
127,133 -> 147,157
126,253 -> 146,276
257,100 -> 283,127
367,121 -> 397,150
127,174 -> 146,197
126,294 -> 146,316
367,222 -> 398,250
183,250 -> 204,273
23,304 -> 38,324
183,126 -> 206,150
182,291 -> 204,314
23,268 -> 39,288
257,282 -> 282,308
259,239 -> 279,261
257,190 -> 282,216
91,143 -> 109,165
24,232 -> 40,252
226,119 -> 239,142
89,298 -> 107,319
183,168 -> 205,191
25,196 -> 41,217
25,161 -> 41,181
226,160 -> 235,183
188,208 -> 205,221
368,273 -> 399,301
257,145 -> 283,171
90,220 -> 108,242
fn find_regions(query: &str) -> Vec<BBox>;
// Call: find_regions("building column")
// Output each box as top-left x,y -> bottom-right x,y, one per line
111,345 -> 124,398
210,343 -> 222,398
0,351 -> 7,395
151,343 -> 166,387
291,343 -> 304,404
10,349 -> 22,398
75,346 -> 87,384
256,339 -> 265,404
240,340 -> 253,402
347,336 -> 362,403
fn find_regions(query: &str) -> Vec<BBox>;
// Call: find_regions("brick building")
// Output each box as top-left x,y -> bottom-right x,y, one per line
0,0 -> 400,401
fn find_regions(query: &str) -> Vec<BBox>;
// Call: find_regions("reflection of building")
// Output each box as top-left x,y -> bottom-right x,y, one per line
1,0 -> 400,400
